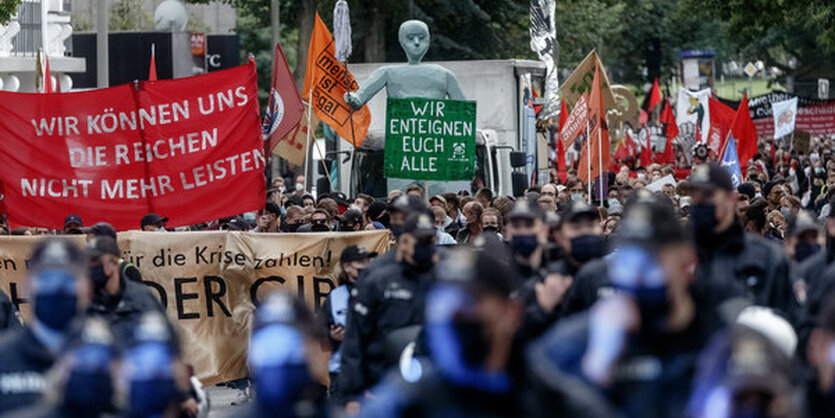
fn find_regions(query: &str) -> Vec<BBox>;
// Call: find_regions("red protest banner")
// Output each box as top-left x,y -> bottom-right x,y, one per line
0,63 -> 266,231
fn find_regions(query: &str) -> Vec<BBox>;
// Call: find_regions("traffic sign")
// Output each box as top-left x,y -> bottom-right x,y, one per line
744,62 -> 757,77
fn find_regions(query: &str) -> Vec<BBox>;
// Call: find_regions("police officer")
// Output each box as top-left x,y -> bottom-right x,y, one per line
339,212 -> 437,410
0,239 -> 92,413
83,222 -> 142,283
359,241 -> 614,417
689,163 -> 798,320
802,287 -> 835,416
317,245 -> 376,403
9,317 -> 118,418
239,293 -> 327,418
84,237 -> 163,340
122,311 -> 191,418
505,200 -> 573,343
527,196 -> 742,418
0,290 -> 20,333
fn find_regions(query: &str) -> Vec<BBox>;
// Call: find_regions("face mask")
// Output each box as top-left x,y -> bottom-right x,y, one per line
637,173 -> 647,181
243,212 -> 257,223
795,243 -> 821,263
156,227 -> 166,232
609,246 -> 670,334
569,235 -> 605,263
510,235 -> 538,258
295,183 -> 304,192
280,222 -> 299,233
754,192 -> 763,199
816,167 -> 825,174
482,226 -> 499,234
412,242 -> 436,269
570,193 -> 583,201
349,204 -> 361,212
390,224 -> 403,239
311,223 -> 330,232
780,207 -> 791,217
690,204 -> 718,238
64,370 -> 113,412
278,186 -> 286,194
608,198 -> 620,208
89,264 -> 109,288
35,293 -> 77,330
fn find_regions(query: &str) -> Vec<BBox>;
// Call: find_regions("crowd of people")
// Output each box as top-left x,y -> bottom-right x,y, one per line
2,135 -> 835,417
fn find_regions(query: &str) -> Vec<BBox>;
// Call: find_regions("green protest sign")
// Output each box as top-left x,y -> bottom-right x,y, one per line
384,98 -> 476,181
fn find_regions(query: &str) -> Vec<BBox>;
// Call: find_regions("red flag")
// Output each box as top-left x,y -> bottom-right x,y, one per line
708,98 -> 736,155
556,99 -> 568,171
648,78 -> 662,111
658,99 -> 678,164
577,64 -> 610,184
44,55 -> 52,93
614,138 -> 630,161
727,93 -> 758,170
263,42 -> 305,154
149,44 -> 158,81
640,129 -> 652,167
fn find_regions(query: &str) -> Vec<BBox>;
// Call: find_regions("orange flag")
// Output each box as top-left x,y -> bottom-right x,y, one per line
302,13 -> 370,147
149,44 -> 158,81
577,63 -> 610,185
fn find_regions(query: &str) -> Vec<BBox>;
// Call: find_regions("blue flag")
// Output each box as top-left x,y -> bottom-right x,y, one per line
721,136 -> 743,188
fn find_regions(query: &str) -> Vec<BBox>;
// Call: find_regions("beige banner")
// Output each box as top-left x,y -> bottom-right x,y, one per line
0,230 -> 390,385
560,50 -> 615,111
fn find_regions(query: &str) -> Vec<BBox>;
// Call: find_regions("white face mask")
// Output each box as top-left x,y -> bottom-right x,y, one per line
295,183 -> 304,192
350,204 -> 361,212
157,227 -> 166,232
278,186 -> 286,194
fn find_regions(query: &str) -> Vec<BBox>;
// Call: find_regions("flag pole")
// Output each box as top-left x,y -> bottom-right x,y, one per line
304,89 -> 313,192
586,121 -> 591,204
598,126 -> 604,204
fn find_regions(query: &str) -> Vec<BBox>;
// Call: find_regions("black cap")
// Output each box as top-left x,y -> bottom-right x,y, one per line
507,199 -> 544,221
787,210 -> 819,237
140,213 -> 168,229
562,200 -> 598,223
339,209 -> 363,225
690,163 -> 734,192
285,195 -> 304,208
738,182 -> 756,200
403,212 -> 436,238
367,200 -> 388,221
85,236 -> 121,258
223,216 -> 248,231
83,222 -> 117,240
331,192 -> 350,206
340,245 -> 378,264
617,194 -> 688,249
762,181 -> 780,198
64,214 -> 83,228
29,238 -> 85,272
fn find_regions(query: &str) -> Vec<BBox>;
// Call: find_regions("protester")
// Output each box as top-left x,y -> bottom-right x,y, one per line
63,215 -> 83,235
0,239 -> 91,412
456,201 -> 484,244
430,206 -> 457,246
281,205 -> 305,232
802,287 -> 835,416
84,222 -> 143,283
338,209 -> 363,232
253,202 -> 280,233
140,213 -> 168,232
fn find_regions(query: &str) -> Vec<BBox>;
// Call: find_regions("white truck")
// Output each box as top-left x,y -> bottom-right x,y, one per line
313,59 -> 546,199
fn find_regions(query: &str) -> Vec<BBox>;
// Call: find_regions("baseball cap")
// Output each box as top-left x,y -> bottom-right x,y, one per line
84,236 -> 121,258
339,209 -> 363,225
222,216 -> 248,231
65,214 -> 83,228
140,213 -> 168,229
617,195 -> 688,249
83,222 -> 117,240
561,200 -> 598,224
690,163 -> 734,192
340,245 -> 378,264
429,195 -> 447,205
403,213 -> 436,238
507,200 -> 544,221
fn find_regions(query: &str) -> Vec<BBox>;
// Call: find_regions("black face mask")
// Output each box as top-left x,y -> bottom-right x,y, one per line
412,242 -> 436,269
795,243 -> 821,263
510,235 -> 538,258
690,203 -> 718,239
280,222 -> 299,233
390,224 -> 404,239
634,287 -> 672,336
89,264 -> 109,288
454,319 -> 490,368
570,235 -> 605,263
311,223 -> 330,232
35,293 -> 78,330
482,226 -> 499,234
64,370 -> 113,412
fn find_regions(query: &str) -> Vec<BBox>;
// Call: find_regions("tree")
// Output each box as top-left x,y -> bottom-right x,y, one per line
0,0 -> 20,25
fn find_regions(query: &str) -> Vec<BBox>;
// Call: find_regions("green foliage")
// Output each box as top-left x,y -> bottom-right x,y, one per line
109,0 -> 152,31
0,0 -> 20,25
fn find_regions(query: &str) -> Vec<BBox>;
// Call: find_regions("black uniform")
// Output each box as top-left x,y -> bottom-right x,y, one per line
86,271 -> 164,341
0,291 -> 20,332
338,259 -> 434,399
527,278 -> 740,418
0,328 -> 55,413
696,222 -> 798,321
